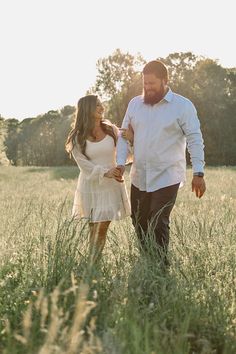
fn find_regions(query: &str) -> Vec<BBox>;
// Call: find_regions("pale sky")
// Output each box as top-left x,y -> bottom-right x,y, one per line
0,0 -> 235,120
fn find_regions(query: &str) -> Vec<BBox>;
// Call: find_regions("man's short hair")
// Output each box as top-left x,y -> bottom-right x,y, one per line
142,60 -> 169,81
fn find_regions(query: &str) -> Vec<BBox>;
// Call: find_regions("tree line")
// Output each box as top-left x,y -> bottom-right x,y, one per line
0,50 -> 235,166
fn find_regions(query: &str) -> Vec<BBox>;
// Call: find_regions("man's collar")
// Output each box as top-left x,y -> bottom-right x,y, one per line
163,87 -> 173,102
141,87 -> 173,104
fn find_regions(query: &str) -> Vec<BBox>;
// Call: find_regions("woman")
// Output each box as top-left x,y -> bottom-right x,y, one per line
65,95 -> 130,261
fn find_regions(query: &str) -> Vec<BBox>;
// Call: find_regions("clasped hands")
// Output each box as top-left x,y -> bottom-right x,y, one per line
104,165 -> 125,182
104,125 -> 133,182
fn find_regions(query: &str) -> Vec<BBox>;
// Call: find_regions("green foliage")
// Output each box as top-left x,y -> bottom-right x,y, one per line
4,118 -> 19,165
92,48 -> 145,125
94,48 -> 145,99
92,50 -> 236,165
4,107 -> 76,166
1,51 -> 236,165
154,53 -> 236,165
0,117 -> 10,165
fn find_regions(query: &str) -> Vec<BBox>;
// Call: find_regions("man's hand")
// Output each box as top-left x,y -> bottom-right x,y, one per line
192,176 -> 206,198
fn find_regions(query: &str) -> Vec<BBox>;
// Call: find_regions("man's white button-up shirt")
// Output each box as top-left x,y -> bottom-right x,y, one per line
116,89 -> 205,192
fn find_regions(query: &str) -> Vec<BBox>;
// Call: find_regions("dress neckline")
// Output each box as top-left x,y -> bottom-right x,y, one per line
86,134 -> 108,143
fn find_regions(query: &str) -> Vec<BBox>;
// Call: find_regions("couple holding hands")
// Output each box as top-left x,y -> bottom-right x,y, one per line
65,60 -> 206,263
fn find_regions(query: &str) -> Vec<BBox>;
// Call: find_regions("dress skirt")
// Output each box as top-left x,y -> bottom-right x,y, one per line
72,172 -> 131,222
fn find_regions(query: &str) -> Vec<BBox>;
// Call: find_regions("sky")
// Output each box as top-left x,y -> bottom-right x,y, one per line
0,0 -> 235,120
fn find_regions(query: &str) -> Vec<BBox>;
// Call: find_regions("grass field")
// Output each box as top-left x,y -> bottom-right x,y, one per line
0,166 -> 236,354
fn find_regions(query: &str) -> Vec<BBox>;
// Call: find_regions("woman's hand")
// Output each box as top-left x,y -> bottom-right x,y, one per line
104,167 -> 124,182
120,124 -> 134,145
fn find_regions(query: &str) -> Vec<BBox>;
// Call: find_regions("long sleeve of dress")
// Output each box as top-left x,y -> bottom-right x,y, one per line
72,143 -> 109,184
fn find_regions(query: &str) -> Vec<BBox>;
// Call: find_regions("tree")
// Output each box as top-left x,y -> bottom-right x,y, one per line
0,116 -> 10,165
4,118 -> 19,165
92,49 -> 145,125
1,51 -> 235,166
188,59 -> 236,164
157,52 -> 201,97
60,105 -> 76,117
155,53 -> 236,165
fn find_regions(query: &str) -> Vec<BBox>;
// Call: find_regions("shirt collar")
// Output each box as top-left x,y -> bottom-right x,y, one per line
163,87 -> 173,102
141,87 -> 174,104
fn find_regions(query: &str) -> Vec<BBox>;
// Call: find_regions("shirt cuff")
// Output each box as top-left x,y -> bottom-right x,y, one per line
192,163 -> 204,174
116,158 -> 126,166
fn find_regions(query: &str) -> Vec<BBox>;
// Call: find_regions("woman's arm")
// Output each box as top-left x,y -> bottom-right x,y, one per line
72,143 -> 123,183
72,144 -> 109,183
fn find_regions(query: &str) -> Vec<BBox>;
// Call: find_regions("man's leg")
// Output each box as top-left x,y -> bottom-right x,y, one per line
148,183 -> 180,258
130,184 -> 151,249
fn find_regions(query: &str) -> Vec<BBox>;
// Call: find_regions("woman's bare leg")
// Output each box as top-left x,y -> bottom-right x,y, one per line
89,221 -> 111,262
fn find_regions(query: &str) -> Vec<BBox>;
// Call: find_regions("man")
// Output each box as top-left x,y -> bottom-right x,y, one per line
116,60 -> 206,261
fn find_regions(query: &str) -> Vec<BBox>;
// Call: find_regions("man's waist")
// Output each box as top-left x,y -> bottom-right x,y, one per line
134,159 -> 186,169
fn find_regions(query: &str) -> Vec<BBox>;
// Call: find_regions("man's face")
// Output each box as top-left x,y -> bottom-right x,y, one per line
143,74 -> 165,105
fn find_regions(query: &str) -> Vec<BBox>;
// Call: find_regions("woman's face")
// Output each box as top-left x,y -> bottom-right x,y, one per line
94,99 -> 104,121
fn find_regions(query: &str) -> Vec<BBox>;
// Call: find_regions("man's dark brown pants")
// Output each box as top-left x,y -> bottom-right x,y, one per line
131,183 -> 180,259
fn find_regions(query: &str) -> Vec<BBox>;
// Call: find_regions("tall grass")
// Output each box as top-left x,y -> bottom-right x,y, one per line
0,166 -> 235,353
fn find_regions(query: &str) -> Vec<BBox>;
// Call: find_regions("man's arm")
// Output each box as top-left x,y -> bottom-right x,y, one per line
178,100 -> 206,198
120,124 -> 134,145
116,104 -> 132,173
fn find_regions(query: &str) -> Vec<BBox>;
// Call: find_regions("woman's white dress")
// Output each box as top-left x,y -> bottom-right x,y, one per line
72,134 -> 131,222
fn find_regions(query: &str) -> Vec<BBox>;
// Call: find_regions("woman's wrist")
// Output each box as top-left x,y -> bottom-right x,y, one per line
104,168 -> 110,178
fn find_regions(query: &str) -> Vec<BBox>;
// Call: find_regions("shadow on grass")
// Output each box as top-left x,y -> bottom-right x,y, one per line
18,165 -> 79,180
50,166 -> 79,180
226,166 -> 236,172
22,166 -> 79,180
25,167 -> 50,173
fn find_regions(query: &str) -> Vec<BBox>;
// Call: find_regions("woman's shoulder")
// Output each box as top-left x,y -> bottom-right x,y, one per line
71,137 -> 81,154
102,118 -> 115,127
102,119 -> 119,135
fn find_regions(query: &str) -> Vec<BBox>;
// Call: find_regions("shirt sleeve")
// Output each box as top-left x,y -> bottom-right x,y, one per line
116,103 -> 132,166
72,143 -> 109,184
178,100 -> 205,173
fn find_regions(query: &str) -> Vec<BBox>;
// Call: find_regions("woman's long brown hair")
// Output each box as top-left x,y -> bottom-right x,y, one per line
65,95 -> 117,159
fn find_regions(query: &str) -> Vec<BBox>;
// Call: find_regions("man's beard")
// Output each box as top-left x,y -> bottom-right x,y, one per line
143,84 -> 165,105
